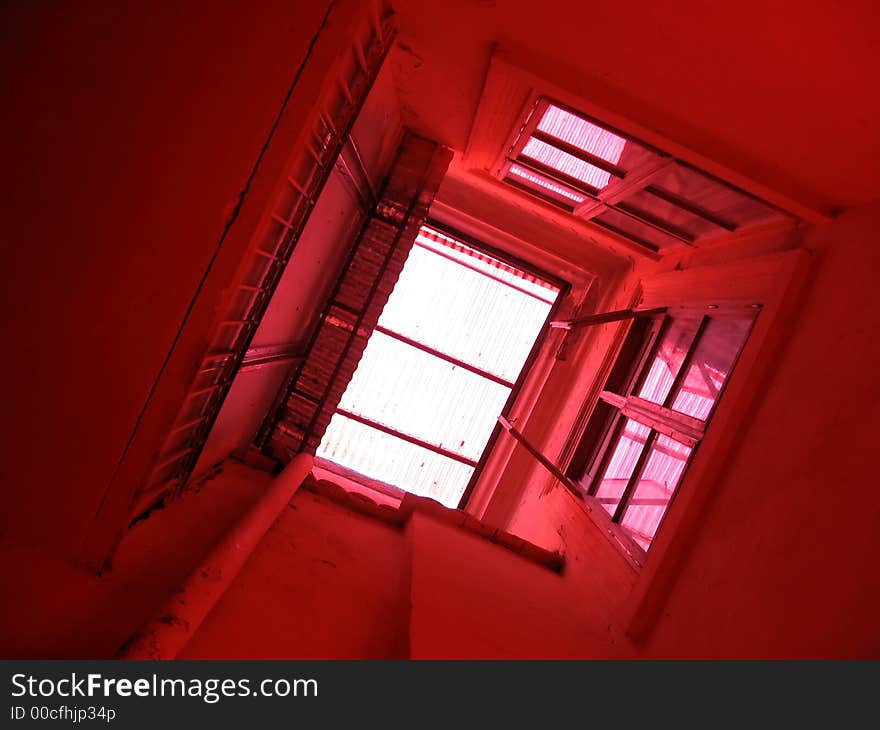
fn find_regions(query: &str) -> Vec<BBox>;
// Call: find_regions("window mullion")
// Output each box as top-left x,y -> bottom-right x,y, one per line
585,411 -> 626,497
612,428 -> 659,523
661,315 -> 711,410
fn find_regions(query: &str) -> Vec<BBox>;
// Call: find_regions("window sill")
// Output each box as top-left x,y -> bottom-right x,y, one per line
561,485 -> 647,571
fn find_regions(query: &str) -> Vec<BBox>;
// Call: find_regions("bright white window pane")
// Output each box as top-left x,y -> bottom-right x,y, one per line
336,332 -> 511,462
377,245 -> 554,383
319,414 -> 474,508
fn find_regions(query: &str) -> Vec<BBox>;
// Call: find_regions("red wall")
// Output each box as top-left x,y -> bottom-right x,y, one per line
499,205 -> 880,658
638,203 -> 880,658
0,1 -> 330,556
180,489 -> 408,659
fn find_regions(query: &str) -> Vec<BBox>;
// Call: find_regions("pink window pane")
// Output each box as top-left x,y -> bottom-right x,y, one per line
637,318 -> 701,405
671,317 -> 753,420
508,164 -> 586,203
522,137 -> 613,190
620,435 -> 692,550
536,105 -> 626,167
594,419 -> 651,516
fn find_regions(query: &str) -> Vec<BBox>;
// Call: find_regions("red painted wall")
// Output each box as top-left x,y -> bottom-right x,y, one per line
0,1 -> 330,556
638,203 -> 880,658
499,206 -> 880,658
180,489 -> 408,659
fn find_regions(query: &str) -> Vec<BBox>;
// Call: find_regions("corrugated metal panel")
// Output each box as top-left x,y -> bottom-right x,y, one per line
266,135 -> 453,459
418,227 -> 558,301
508,163 -> 586,203
523,137 -> 614,190
319,414 -> 475,507
337,332 -> 510,462
594,419 -> 651,516
620,435 -> 692,550
537,104 -> 626,168
377,244 -> 555,382
318,225 -> 559,506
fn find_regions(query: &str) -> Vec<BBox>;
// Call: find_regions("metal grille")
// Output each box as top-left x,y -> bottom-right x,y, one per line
133,9 -> 396,517
262,134 -> 453,461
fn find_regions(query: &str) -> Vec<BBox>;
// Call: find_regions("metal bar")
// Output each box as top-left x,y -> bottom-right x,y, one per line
643,184 -> 737,231
589,217 -> 660,253
585,412 -> 627,498
514,154 -> 602,198
611,429 -> 659,523
291,387 -> 321,404
501,174 -> 576,212
186,384 -> 221,400
531,129 -> 628,179
287,176 -> 308,196
611,202 -> 696,244
424,219 -> 571,292
170,416 -> 208,435
498,416 -> 583,494
551,307 -> 667,330
662,316 -> 710,410
338,77 -> 354,104
239,343 -> 304,372
153,445 -> 194,473
270,213 -> 294,230
201,350 -> 235,364
329,298 -> 363,317
336,408 -> 478,466
374,325 -> 515,388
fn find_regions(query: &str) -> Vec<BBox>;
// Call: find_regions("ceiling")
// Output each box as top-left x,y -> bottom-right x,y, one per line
389,0 -> 880,214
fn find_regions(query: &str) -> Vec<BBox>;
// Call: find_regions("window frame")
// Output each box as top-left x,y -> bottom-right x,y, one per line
547,248 -> 812,642
497,95 -> 792,253
567,307 -> 758,564
316,219 -> 570,509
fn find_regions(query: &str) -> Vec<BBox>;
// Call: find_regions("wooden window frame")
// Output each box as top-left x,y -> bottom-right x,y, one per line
567,308 -> 758,566
599,249 -> 812,639
497,95 -> 792,253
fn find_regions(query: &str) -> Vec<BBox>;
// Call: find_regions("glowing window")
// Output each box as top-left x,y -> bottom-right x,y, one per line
317,226 -> 561,508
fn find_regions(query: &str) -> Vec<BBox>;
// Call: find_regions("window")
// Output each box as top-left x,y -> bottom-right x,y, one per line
500,97 -> 791,252
568,309 -> 757,556
317,225 -> 562,508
